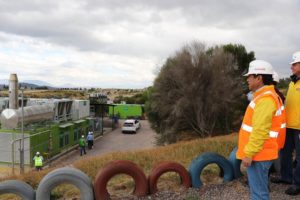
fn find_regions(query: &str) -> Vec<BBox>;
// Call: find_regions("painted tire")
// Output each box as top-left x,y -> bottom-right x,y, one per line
0,180 -> 35,200
148,161 -> 191,194
94,160 -> 148,200
36,167 -> 94,200
189,152 -> 234,188
270,157 -> 281,174
227,147 -> 243,178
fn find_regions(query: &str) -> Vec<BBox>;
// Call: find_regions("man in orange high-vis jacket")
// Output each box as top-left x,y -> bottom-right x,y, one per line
237,60 -> 284,200
272,51 -> 300,196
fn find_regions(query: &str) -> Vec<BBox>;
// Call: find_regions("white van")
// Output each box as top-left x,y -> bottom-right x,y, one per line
122,119 -> 140,133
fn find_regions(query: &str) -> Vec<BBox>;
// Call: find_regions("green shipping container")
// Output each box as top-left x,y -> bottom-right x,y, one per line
109,104 -> 143,119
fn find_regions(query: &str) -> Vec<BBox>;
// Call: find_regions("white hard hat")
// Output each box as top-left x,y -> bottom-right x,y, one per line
273,71 -> 279,83
36,152 -> 40,155
81,135 -> 84,138
244,60 -> 274,76
290,51 -> 300,65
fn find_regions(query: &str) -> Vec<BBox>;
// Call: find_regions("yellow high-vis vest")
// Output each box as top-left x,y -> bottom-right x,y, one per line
285,81 -> 300,129
34,156 -> 43,167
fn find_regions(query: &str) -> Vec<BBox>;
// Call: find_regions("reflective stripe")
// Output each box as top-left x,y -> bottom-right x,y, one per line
242,123 -> 253,132
281,106 -> 284,111
275,109 -> 282,116
269,131 -> 279,138
281,123 -> 286,128
242,123 -> 280,138
249,101 -> 256,109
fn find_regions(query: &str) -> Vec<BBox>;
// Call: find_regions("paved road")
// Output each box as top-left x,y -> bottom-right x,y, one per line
52,120 -> 157,166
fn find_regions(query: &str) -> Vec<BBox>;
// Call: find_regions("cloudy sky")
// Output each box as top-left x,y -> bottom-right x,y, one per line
0,0 -> 299,88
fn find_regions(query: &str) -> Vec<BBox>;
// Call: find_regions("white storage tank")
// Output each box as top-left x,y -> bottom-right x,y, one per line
0,104 -> 54,129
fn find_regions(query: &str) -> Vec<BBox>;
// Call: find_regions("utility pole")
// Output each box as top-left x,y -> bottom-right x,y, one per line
20,87 -> 25,174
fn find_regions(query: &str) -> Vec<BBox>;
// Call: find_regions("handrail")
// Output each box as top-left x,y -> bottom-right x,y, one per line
11,130 -> 51,175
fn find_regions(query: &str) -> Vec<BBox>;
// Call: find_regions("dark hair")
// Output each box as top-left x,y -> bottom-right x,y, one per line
253,74 -> 273,85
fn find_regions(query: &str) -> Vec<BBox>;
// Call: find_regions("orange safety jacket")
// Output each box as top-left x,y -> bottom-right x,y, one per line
237,87 -> 284,161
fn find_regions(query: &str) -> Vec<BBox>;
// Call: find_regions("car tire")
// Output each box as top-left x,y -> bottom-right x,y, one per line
94,160 -> 148,200
227,147 -> 243,179
0,180 -> 35,200
36,167 -> 94,200
148,161 -> 191,194
188,152 -> 234,188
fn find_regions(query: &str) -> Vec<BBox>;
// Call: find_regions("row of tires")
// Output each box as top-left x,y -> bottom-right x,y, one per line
0,147 -> 271,200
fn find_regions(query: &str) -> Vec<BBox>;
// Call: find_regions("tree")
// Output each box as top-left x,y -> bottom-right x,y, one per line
147,41 -> 253,144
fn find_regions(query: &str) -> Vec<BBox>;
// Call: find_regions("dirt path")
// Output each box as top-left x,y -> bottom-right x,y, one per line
51,120 -> 157,166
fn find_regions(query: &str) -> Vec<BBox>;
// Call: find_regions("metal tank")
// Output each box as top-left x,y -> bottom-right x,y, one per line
9,74 -> 18,109
0,104 -> 54,129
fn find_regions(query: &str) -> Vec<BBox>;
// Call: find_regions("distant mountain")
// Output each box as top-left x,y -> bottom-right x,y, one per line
23,80 -> 53,87
0,79 -> 8,85
0,79 -> 56,89
0,79 -> 52,86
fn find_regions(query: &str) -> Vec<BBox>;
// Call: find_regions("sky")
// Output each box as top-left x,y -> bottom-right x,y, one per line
0,0 -> 299,88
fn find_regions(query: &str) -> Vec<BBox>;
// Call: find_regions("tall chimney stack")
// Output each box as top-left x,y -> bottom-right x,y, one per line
9,73 -> 18,109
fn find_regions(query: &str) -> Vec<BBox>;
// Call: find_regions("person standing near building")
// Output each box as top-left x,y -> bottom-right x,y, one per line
272,51 -> 300,196
79,135 -> 86,156
33,152 -> 43,171
86,130 -> 94,149
237,60 -> 284,200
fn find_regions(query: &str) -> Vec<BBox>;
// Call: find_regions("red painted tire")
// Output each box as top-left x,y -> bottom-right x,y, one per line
148,161 -> 191,194
94,160 -> 148,200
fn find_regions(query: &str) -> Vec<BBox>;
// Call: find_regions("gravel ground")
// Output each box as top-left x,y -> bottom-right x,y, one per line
112,176 -> 300,200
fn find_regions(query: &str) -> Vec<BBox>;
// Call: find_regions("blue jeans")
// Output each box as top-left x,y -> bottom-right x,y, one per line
280,128 -> 300,186
247,160 -> 273,200
80,146 -> 86,156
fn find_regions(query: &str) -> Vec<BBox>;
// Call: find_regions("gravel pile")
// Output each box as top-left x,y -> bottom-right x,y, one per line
116,176 -> 300,200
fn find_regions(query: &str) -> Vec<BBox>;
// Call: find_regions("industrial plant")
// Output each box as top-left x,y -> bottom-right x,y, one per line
0,74 -> 103,171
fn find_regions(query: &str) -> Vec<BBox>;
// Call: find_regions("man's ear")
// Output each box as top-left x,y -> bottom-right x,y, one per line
256,75 -> 262,81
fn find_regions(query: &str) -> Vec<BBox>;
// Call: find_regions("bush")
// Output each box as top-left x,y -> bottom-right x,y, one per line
147,41 -> 250,144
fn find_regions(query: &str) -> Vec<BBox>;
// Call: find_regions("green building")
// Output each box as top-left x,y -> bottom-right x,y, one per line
109,104 -> 143,119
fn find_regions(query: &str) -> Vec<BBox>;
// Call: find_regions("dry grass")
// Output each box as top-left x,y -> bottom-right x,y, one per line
0,133 -> 238,199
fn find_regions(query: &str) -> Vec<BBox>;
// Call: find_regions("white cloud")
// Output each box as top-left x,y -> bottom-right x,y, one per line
0,0 -> 299,88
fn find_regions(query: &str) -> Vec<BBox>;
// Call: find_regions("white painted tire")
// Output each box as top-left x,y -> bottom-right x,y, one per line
0,180 -> 35,200
36,167 -> 94,200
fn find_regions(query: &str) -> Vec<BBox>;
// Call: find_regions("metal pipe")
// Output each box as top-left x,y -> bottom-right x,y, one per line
20,88 -> 24,174
11,140 -> 15,175
8,74 -> 18,109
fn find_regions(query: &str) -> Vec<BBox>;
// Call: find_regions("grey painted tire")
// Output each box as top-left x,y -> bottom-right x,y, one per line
0,180 -> 35,200
36,167 -> 94,200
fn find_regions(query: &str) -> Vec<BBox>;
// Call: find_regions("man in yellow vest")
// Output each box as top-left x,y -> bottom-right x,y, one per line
33,151 -> 43,171
272,51 -> 300,195
237,60 -> 284,200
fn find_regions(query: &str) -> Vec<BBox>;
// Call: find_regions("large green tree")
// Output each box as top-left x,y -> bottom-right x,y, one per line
147,41 -> 255,144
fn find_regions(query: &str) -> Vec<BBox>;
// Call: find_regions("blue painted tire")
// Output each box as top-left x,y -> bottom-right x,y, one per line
189,152 -> 234,188
0,180 -> 35,200
227,147 -> 243,179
